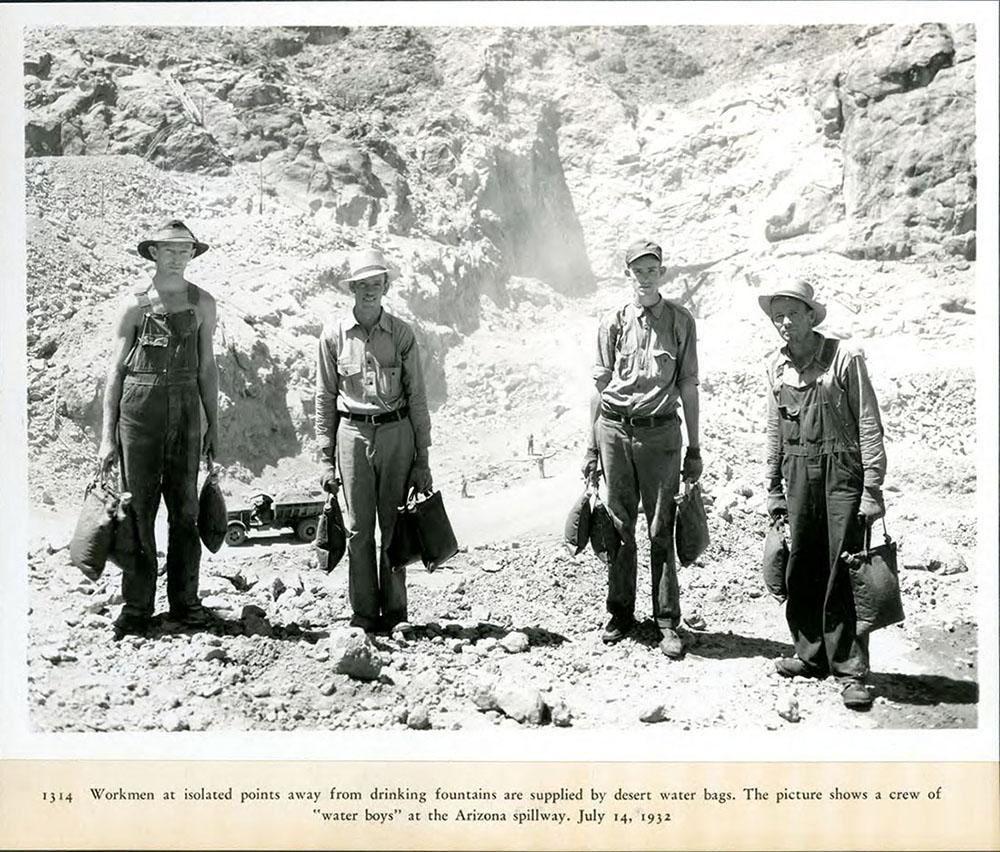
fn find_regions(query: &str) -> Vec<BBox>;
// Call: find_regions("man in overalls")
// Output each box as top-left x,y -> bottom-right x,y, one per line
762,281 -> 887,709
315,249 -> 433,634
97,220 -> 219,639
581,239 -> 703,659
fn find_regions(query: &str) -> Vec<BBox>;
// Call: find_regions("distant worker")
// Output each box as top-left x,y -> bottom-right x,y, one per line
536,455 -> 546,479
315,249 -> 433,634
762,280 -> 887,710
461,476 -> 470,499
97,220 -> 220,639
582,239 -> 702,659
527,433 -> 535,456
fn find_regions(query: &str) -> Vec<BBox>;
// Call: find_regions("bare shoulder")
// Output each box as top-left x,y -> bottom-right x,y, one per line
189,284 -> 217,328
113,294 -> 145,334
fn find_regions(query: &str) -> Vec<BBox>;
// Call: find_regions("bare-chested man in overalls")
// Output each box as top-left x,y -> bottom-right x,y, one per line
97,220 -> 220,639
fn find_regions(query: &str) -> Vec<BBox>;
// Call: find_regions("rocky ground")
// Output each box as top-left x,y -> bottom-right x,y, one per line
23,24 -> 979,732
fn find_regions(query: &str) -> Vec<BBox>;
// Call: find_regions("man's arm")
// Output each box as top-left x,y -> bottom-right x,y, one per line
97,299 -> 139,472
400,325 -> 433,491
197,291 -> 219,460
677,314 -> 701,482
582,315 -> 614,483
765,368 -> 786,517
315,327 -> 340,490
845,348 -> 887,519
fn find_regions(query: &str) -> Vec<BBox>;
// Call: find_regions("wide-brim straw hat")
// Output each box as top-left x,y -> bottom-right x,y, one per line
138,219 -> 209,261
757,279 -> 827,325
343,249 -> 391,284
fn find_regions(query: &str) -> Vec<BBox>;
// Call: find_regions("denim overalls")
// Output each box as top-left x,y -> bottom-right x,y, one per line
117,284 -> 202,620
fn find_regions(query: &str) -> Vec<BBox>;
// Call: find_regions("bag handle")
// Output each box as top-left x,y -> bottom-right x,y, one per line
863,517 -> 890,552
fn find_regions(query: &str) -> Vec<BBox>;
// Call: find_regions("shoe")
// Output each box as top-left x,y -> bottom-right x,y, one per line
658,628 -> 684,659
841,681 -> 873,710
349,615 -> 379,633
112,613 -> 150,641
774,657 -> 827,679
168,604 -> 213,628
601,615 -> 635,644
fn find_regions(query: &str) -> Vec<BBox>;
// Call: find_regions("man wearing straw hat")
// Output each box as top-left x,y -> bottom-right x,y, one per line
761,279 -> 887,709
581,239 -> 702,660
315,249 -> 433,634
97,219 -> 220,639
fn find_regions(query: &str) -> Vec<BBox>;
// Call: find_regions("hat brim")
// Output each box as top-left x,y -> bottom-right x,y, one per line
625,250 -> 662,266
342,266 -> 390,284
758,292 -> 827,325
137,239 -> 209,261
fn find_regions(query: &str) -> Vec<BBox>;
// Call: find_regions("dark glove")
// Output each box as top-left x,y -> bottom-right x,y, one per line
320,468 -> 339,494
581,445 -> 600,484
858,487 -> 885,523
767,492 -> 787,519
681,446 -> 703,483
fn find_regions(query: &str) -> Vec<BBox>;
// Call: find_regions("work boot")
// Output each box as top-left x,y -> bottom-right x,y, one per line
601,615 -> 635,644
167,604 -> 213,628
349,614 -> 379,634
112,613 -> 150,641
841,680 -> 873,710
774,657 -> 827,679
658,627 -> 684,659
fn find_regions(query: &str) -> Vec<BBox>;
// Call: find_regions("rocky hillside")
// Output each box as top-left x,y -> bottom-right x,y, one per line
23,23 -> 981,733
23,22 -> 976,488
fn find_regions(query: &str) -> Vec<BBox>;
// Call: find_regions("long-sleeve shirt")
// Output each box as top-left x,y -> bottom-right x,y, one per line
592,297 -> 698,417
765,334 -> 886,492
315,309 -> 431,466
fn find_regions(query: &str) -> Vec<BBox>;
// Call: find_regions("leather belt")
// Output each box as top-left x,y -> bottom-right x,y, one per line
341,407 -> 409,425
600,408 -> 678,429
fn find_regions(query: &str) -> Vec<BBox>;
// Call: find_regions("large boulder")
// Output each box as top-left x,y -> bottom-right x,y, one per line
826,24 -> 976,259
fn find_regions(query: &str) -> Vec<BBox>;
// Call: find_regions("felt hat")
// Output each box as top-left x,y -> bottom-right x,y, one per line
137,219 -> 208,261
758,280 -> 827,326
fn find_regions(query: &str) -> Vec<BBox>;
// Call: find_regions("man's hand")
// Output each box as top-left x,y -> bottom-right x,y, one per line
581,445 -> 600,485
858,487 -> 885,524
409,462 -> 433,493
681,446 -> 703,483
202,422 -> 219,461
97,435 -> 117,475
320,467 -> 339,494
767,492 -> 788,519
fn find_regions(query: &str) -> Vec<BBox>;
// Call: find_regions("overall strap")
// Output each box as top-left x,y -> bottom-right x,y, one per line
187,282 -> 200,306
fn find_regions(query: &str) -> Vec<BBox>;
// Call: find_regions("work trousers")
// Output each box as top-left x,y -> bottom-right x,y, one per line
596,416 -> 682,629
117,378 -> 202,619
783,451 -> 869,679
337,418 -> 414,628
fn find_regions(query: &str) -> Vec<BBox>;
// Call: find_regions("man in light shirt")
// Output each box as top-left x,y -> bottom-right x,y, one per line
315,249 -> 433,634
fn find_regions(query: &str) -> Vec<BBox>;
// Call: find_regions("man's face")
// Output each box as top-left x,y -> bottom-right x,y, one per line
769,296 -> 815,345
149,241 -> 195,275
350,273 -> 389,311
626,254 -> 664,302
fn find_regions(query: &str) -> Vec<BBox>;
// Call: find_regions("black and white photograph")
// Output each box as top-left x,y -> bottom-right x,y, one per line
2,5 -> 998,848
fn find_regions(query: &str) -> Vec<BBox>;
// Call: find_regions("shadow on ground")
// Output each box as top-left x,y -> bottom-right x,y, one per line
869,671 -> 979,705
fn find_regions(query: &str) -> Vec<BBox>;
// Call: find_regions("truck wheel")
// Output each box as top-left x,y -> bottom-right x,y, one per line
296,517 -> 319,542
225,523 -> 247,547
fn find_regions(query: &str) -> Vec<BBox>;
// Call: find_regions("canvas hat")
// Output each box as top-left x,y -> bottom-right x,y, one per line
757,280 -> 827,325
343,249 -> 390,284
624,239 -> 663,267
137,219 -> 208,261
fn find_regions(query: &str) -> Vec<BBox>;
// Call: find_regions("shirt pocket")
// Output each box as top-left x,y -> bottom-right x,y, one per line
650,344 -> 678,386
614,330 -> 639,381
375,365 -> 403,401
337,361 -> 363,397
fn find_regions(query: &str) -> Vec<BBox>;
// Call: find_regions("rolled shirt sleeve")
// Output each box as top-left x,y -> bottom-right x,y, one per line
846,351 -> 887,489
592,314 -> 615,389
315,327 -> 340,468
676,313 -> 699,388
400,325 -> 432,453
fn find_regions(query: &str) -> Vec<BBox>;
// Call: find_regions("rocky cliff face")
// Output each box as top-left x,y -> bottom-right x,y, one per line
22,23 -> 977,491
